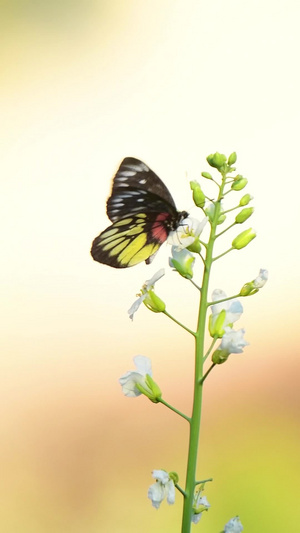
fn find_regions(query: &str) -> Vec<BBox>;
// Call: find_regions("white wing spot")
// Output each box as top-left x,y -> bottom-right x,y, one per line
139,179 -> 147,184
134,163 -> 149,172
120,171 -> 136,177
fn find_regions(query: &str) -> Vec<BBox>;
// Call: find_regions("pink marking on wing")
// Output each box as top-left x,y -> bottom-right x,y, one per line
151,213 -> 170,243
155,213 -> 170,222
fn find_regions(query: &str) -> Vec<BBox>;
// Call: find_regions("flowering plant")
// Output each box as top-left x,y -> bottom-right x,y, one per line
118,152 -> 267,531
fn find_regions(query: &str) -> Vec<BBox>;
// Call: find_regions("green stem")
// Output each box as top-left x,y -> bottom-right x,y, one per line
213,247 -> 234,262
207,293 -> 241,307
203,337 -> 218,361
199,363 -> 216,385
163,310 -> 196,336
215,221 -> 236,239
181,172 -> 227,532
176,484 -> 187,497
195,477 -> 213,486
189,279 -> 202,291
158,398 -> 191,423
223,205 -> 240,214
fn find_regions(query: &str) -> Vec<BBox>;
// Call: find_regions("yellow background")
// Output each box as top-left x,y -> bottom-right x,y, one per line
1,1 -> 300,531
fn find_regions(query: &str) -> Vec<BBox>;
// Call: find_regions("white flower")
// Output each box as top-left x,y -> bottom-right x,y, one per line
211,290 -> 243,324
169,247 -> 195,279
191,491 -> 210,524
253,268 -> 268,288
148,470 -> 176,509
209,290 -> 243,337
119,356 -> 153,398
224,516 -> 244,532
128,269 -> 165,320
220,327 -> 249,354
168,216 -> 207,250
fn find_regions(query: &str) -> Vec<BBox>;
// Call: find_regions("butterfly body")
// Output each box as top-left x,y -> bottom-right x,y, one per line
91,157 -> 188,268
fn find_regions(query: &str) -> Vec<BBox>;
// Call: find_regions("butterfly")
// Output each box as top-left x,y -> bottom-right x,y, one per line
90,157 -> 188,268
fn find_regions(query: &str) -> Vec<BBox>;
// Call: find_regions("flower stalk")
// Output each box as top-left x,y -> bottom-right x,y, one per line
181,167 -> 227,532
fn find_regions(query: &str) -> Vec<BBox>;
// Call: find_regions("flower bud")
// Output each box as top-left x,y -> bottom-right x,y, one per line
209,309 -> 226,337
239,194 -> 253,206
235,207 -> 254,224
136,374 -> 162,402
207,152 -> 227,169
217,213 -> 226,225
239,282 -> 258,296
170,249 -> 195,279
143,290 -> 166,313
240,268 -> 268,295
212,348 -> 229,364
228,152 -> 237,165
201,171 -> 213,180
231,175 -> 248,191
232,228 -> 256,250
187,238 -> 201,254
169,471 -> 179,484
190,180 -> 205,208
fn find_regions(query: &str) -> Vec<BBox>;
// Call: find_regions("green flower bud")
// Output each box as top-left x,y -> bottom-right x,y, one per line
228,152 -> 237,165
143,290 -> 166,313
201,171 -> 213,180
235,207 -> 254,224
231,176 -> 248,191
232,228 -> 256,250
187,237 -> 201,254
171,256 -> 194,279
217,213 -> 226,225
240,282 -> 258,296
209,309 -> 226,338
190,180 -> 205,208
169,471 -> 179,484
207,152 -> 227,169
240,193 -> 252,206
212,348 -> 229,364
136,373 -> 162,402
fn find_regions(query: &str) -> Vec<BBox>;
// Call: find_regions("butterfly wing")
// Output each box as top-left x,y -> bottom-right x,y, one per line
106,157 -> 177,222
91,157 -> 188,268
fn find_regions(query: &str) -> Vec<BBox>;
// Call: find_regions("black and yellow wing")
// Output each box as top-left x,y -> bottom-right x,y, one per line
91,158 -> 188,268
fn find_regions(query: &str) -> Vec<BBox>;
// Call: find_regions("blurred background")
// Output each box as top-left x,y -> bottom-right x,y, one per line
1,1 -> 300,531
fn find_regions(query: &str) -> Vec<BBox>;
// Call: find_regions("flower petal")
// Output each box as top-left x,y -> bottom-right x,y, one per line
166,480 -> 176,505
145,268 -> 165,289
148,481 -> 165,509
119,356 -> 153,397
119,371 -> 144,397
133,355 -> 153,376
128,294 -> 146,320
152,469 -> 169,484
220,328 -> 249,354
253,268 -> 268,288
